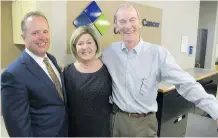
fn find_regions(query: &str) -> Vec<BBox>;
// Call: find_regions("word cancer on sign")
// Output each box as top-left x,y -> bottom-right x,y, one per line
142,18 -> 160,28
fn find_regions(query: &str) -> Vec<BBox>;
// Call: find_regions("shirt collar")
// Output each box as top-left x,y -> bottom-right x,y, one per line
25,48 -> 48,64
121,38 -> 144,55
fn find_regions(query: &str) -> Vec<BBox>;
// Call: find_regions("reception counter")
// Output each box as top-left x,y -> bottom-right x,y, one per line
156,68 -> 218,137
158,68 -> 218,93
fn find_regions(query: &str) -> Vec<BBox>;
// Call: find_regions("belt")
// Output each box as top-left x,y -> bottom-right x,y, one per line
112,104 -> 153,118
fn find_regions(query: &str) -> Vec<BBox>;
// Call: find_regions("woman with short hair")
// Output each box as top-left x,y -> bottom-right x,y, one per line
63,26 -> 112,137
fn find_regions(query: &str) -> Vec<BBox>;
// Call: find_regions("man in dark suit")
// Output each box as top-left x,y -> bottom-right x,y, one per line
1,11 -> 68,137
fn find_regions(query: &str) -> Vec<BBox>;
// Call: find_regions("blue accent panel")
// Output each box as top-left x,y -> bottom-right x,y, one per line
84,1 -> 102,22
73,11 -> 92,28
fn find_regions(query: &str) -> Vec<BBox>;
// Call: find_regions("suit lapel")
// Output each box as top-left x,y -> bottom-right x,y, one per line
21,51 -> 63,103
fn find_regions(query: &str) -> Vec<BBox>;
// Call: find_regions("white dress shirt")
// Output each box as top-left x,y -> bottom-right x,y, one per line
25,48 -> 62,86
102,40 -> 218,120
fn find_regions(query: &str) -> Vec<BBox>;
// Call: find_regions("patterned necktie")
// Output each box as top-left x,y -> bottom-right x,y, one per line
43,57 -> 63,100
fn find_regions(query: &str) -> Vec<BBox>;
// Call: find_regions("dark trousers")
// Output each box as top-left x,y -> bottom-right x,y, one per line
110,104 -> 158,137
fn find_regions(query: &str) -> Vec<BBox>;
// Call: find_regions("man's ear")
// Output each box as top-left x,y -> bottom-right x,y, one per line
139,20 -> 142,28
138,16 -> 142,28
21,33 -> 26,41
115,21 -> 120,31
114,16 -> 118,29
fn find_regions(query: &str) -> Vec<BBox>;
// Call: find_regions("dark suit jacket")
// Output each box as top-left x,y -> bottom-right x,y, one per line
1,51 -> 68,137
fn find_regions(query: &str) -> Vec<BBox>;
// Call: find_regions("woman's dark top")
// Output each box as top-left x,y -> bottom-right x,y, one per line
63,63 -> 112,137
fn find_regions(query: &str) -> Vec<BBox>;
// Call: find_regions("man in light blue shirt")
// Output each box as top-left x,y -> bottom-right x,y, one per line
101,3 -> 218,137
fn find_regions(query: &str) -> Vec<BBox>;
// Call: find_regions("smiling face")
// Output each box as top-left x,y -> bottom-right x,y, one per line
22,16 -> 50,57
75,33 -> 97,62
116,6 -> 141,43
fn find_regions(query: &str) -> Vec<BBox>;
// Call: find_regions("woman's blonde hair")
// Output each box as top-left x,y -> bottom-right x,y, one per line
70,26 -> 101,60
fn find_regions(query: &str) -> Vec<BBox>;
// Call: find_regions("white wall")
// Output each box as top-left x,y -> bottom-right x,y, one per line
36,1 -> 71,67
214,4 -> 218,62
0,1 -> 2,70
50,1 -> 68,67
133,1 -> 200,69
216,43 -> 218,61
198,1 -> 218,69
37,1 -> 200,69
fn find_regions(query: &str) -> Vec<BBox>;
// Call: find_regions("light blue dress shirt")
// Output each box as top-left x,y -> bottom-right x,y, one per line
102,40 -> 218,120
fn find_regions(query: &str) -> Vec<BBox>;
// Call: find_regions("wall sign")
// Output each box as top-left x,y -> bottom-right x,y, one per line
142,19 -> 160,28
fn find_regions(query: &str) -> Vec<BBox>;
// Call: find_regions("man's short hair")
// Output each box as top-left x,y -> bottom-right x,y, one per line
114,3 -> 141,24
21,11 -> 48,34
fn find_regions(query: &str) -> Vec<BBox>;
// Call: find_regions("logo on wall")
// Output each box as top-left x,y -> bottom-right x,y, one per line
142,19 -> 160,28
73,1 -> 110,36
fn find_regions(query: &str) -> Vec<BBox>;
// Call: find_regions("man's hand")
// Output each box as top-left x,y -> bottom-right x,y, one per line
216,119 -> 218,132
217,119 -> 218,126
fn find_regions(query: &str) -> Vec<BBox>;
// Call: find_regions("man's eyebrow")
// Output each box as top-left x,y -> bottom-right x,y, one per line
119,19 -> 126,21
130,17 -> 137,20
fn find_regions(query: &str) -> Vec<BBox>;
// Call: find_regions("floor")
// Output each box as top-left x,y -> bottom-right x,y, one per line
1,89 -> 218,137
1,117 -> 9,137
